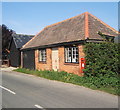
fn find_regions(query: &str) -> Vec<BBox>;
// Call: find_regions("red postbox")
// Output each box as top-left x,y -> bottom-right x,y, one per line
80,58 -> 86,73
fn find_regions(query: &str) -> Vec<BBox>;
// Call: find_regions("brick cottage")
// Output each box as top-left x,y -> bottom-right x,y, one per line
21,12 -> 118,76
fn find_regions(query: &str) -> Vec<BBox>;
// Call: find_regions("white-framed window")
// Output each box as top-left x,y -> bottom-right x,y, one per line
65,46 -> 79,63
38,49 -> 46,62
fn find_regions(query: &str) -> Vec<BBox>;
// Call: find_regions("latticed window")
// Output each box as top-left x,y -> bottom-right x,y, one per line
38,49 -> 46,62
65,46 -> 79,63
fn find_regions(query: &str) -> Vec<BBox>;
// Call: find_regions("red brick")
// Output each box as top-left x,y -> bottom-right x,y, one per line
35,45 -> 85,76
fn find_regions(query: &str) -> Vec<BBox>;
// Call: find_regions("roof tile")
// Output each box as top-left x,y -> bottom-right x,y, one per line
22,12 -> 118,50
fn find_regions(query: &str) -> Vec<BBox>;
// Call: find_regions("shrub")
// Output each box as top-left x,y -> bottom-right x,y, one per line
83,42 -> 120,91
84,42 -> 119,77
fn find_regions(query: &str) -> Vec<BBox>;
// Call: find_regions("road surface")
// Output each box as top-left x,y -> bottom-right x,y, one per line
1,71 -> 118,109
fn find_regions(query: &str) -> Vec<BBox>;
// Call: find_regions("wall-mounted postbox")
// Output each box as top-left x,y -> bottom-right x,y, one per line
80,58 -> 86,73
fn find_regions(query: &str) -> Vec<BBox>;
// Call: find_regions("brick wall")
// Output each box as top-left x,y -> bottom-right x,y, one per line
35,48 -> 52,71
35,45 -> 85,76
59,45 -> 85,76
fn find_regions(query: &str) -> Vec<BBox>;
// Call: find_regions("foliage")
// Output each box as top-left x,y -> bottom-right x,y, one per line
14,68 -> 120,95
83,42 -> 119,77
83,42 -> 120,95
2,24 -> 14,59
98,31 -> 115,42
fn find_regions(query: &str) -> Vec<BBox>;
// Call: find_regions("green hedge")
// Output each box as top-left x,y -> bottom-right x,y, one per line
83,42 -> 120,89
84,42 -> 119,76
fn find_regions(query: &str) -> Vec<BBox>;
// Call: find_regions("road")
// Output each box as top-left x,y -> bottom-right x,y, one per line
1,71 -> 118,109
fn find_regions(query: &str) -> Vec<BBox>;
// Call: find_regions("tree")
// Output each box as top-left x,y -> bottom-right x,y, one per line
2,24 -> 14,59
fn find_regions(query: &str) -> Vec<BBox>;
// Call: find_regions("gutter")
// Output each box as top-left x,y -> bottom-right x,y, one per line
21,40 -> 86,51
21,39 -> 105,51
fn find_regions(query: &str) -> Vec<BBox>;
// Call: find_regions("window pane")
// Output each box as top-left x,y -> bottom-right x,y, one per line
65,46 -> 78,63
65,47 -> 71,62
69,48 -> 72,62
65,48 -> 68,62
39,49 -> 46,62
72,47 -> 78,63
39,50 -> 42,61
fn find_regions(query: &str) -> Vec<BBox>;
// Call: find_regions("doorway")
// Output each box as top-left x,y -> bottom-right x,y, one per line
52,48 -> 59,71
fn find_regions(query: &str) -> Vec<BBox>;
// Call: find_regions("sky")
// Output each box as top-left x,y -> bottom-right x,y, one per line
2,2 -> 118,35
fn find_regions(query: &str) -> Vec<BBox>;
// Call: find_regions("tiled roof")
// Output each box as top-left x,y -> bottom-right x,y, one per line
22,12 -> 118,50
12,33 -> 34,48
88,13 -> 118,39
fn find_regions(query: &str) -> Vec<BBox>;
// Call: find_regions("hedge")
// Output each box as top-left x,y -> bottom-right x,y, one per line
83,42 -> 120,89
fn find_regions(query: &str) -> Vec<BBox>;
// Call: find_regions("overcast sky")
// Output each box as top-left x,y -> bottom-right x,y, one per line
2,2 -> 118,35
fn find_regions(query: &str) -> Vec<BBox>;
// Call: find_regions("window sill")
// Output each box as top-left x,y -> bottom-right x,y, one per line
38,61 -> 47,64
64,62 -> 79,66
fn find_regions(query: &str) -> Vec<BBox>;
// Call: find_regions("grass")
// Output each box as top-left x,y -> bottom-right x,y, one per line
14,68 -> 119,95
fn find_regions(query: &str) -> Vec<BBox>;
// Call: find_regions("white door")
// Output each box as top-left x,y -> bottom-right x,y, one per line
52,48 -> 59,71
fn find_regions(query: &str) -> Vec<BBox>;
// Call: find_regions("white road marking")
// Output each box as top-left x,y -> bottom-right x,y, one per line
35,104 -> 44,109
0,85 -> 16,95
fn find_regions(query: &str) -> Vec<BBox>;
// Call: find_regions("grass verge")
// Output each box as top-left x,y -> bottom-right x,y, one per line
14,68 -> 119,95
